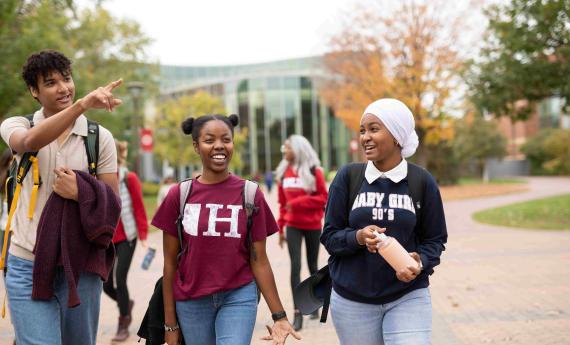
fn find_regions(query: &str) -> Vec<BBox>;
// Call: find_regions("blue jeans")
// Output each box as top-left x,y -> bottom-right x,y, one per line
6,255 -> 103,345
331,287 -> 432,345
176,281 -> 258,345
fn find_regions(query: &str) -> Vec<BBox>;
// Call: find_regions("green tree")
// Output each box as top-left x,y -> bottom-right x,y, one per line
154,91 -> 248,172
465,0 -> 570,121
0,1 -> 157,140
453,113 -> 507,181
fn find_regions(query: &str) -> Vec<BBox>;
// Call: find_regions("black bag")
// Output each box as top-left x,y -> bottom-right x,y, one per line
293,162 -> 428,323
137,179 -> 192,345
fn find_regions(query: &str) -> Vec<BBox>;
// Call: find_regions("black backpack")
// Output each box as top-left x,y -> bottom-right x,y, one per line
0,115 -> 99,271
295,161 -> 428,323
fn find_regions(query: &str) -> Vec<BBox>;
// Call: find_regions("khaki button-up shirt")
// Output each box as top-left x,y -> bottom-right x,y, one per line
0,109 -> 117,261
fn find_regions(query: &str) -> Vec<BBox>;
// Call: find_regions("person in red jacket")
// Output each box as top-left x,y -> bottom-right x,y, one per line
275,134 -> 328,331
103,140 -> 149,342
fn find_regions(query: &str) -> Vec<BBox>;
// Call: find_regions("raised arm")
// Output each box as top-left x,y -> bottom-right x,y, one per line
8,79 -> 123,154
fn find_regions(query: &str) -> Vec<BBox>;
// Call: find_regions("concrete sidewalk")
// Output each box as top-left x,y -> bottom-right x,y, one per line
1,177 -> 569,345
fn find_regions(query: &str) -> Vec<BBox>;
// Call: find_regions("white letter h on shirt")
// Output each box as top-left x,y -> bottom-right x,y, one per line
182,203 -> 243,238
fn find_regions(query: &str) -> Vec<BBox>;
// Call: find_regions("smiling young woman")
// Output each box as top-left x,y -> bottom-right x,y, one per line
321,99 -> 447,345
152,114 -> 300,345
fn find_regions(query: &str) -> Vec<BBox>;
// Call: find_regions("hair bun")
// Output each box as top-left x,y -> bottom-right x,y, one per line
228,114 -> 239,127
181,117 -> 194,135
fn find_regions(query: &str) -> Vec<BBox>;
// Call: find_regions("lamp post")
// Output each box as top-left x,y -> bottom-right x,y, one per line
127,81 -> 144,176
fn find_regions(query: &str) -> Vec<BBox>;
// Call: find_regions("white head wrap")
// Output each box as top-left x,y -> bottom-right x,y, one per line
361,98 -> 419,158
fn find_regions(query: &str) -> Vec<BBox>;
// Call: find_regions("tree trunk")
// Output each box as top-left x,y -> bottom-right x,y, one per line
481,159 -> 490,183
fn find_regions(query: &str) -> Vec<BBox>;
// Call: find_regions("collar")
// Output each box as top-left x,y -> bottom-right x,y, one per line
35,108 -> 88,137
365,158 -> 408,184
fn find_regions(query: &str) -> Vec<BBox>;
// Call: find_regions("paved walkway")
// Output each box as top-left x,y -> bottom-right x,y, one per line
1,177 -> 569,345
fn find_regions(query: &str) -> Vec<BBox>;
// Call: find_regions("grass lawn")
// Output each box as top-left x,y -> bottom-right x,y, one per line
440,179 -> 528,201
458,177 -> 527,185
473,194 -> 570,230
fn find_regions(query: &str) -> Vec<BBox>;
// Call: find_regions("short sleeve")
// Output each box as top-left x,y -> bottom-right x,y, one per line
151,183 -> 181,237
96,126 -> 118,175
250,188 -> 279,242
1,116 -> 30,150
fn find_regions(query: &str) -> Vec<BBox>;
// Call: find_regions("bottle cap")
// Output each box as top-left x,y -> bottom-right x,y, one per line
374,232 -> 388,240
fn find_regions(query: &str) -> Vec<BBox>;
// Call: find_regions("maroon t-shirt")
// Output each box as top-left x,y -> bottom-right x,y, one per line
151,174 -> 279,300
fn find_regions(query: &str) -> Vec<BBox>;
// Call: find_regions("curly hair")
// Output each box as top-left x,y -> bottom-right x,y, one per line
22,50 -> 72,90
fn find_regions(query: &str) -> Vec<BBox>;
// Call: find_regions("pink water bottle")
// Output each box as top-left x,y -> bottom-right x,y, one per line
374,232 -> 418,272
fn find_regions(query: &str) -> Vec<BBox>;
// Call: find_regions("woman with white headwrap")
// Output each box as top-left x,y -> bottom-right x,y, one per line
321,99 -> 447,345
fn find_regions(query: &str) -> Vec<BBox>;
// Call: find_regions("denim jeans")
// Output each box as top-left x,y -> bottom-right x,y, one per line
176,280 -> 258,345
6,255 -> 102,345
331,287 -> 432,345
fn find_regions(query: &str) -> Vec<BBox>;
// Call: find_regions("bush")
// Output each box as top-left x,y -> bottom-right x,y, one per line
425,141 -> 460,185
522,129 -> 570,175
142,181 -> 160,197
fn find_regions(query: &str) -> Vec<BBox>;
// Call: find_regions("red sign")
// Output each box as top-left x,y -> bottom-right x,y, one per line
140,128 -> 153,152
350,139 -> 359,153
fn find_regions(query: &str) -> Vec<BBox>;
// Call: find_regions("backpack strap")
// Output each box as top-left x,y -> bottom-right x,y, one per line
243,180 -> 259,260
1,116 -> 39,271
406,162 -> 427,236
21,115 -> 41,219
176,179 -> 193,249
310,166 -> 316,176
84,120 -> 99,176
346,162 -> 366,209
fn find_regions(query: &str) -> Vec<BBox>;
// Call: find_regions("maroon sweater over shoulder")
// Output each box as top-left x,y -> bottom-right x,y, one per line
32,170 -> 120,307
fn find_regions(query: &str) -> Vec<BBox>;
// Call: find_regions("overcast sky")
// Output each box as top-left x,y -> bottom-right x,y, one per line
96,0 -> 361,66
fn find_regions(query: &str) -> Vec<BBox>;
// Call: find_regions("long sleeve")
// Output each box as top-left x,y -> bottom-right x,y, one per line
288,168 -> 328,211
416,173 -> 447,274
277,181 -> 287,233
127,172 -> 149,241
320,166 -> 363,257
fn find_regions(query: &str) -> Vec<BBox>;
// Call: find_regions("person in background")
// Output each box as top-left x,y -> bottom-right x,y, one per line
275,134 -> 328,331
157,174 -> 176,207
321,98 -> 447,345
103,140 -> 149,342
0,148 -> 14,345
264,170 -> 274,194
153,114 -> 300,345
0,148 -> 13,263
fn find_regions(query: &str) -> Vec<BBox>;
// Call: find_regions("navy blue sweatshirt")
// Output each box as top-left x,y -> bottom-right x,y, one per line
320,164 -> 447,304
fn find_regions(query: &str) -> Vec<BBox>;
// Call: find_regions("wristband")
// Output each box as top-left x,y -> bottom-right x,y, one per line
271,310 -> 287,321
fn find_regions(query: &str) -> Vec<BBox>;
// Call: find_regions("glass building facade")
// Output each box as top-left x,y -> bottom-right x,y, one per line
160,57 -> 353,174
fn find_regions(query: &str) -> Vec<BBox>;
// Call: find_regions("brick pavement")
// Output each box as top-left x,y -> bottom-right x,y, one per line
1,176 -> 569,345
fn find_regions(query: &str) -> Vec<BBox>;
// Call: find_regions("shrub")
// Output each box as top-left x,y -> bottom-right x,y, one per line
522,129 -> 570,175
142,181 -> 160,197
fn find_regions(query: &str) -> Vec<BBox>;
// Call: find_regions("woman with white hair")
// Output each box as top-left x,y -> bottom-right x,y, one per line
275,134 -> 328,331
321,99 -> 447,345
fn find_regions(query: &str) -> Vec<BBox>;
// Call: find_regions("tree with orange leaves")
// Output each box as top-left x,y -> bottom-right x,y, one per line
321,0 -> 472,165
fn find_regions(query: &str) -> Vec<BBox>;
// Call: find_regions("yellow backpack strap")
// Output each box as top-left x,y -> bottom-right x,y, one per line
0,181 -> 21,270
27,156 -> 40,219
0,150 -> 39,270
2,290 -> 7,318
